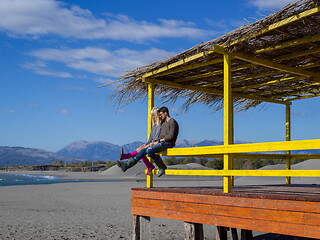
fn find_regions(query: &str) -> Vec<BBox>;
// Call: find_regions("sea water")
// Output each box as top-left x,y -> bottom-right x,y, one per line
0,173 -> 81,186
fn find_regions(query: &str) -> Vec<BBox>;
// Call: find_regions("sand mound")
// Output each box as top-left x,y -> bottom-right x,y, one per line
168,163 -> 211,170
100,162 -> 215,180
292,158 -> 320,169
100,162 -> 146,178
236,159 -> 320,185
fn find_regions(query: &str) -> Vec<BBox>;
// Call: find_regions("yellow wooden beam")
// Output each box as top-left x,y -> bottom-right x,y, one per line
271,82 -> 320,100
141,49 -> 216,79
143,78 -> 286,104
232,76 -> 304,92
234,53 -> 318,78
229,61 -> 319,93
153,58 -> 223,79
198,48 -> 320,88
149,169 -> 320,177
223,52 -> 233,193
175,63 -> 252,83
164,139 -> 320,156
233,52 -> 320,79
160,152 -> 320,160
286,104 -> 291,184
283,92 -> 320,101
255,33 -> 320,54
260,83 -> 316,99
142,46 -> 320,88
225,6 -> 320,47
146,82 -> 154,188
274,47 -> 320,62
202,70 -> 280,88
214,44 -> 320,79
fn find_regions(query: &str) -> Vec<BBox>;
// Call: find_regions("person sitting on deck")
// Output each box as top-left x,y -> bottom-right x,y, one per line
117,106 -> 179,177
116,107 -> 162,175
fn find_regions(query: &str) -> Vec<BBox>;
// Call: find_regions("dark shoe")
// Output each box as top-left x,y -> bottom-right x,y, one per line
154,157 -> 167,177
119,148 -> 124,160
157,167 -> 167,177
116,157 -> 138,172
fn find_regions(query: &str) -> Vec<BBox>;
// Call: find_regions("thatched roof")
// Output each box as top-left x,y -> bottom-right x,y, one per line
115,0 -> 320,111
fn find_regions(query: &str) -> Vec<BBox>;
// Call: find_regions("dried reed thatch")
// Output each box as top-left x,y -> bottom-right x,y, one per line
114,0 -> 320,111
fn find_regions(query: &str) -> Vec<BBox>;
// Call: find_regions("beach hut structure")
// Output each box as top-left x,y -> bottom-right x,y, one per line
106,0 -> 320,238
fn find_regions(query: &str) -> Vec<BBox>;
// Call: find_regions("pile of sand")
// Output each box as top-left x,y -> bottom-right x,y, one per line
100,162 -> 146,179
235,158 -> 320,185
100,162 -> 220,181
100,159 -> 320,183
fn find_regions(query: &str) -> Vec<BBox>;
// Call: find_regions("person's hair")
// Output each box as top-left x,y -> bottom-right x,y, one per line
158,106 -> 169,116
150,107 -> 161,126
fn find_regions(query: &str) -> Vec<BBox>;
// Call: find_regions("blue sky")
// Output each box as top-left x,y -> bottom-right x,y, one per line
0,0 -> 319,152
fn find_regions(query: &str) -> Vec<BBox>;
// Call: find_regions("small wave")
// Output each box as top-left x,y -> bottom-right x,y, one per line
20,174 -> 59,180
21,174 -> 36,178
37,175 -> 59,180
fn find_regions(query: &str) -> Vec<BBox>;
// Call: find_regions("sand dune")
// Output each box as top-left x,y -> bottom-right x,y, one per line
235,158 -> 320,185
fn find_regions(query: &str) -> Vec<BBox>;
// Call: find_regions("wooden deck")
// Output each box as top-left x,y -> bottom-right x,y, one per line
132,184 -> 320,239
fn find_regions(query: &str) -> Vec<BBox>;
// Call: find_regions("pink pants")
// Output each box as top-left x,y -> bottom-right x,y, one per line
121,151 -> 154,169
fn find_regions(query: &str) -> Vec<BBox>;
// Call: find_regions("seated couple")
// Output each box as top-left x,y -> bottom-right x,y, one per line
117,106 -> 179,177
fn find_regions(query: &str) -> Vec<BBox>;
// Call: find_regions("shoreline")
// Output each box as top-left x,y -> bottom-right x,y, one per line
0,169 -> 223,182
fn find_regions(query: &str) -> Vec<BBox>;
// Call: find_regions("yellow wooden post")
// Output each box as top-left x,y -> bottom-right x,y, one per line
223,53 -> 234,193
146,81 -> 154,188
286,103 -> 291,184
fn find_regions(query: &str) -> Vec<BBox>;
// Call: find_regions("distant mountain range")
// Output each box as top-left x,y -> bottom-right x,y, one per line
0,146 -> 85,166
1,139 -> 319,166
55,139 -> 226,161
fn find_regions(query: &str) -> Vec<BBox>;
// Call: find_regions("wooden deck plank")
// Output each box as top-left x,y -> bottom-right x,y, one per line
132,206 -> 320,238
132,189 -> 320,213
131,185 -> 320,239
132,198 -> 320,225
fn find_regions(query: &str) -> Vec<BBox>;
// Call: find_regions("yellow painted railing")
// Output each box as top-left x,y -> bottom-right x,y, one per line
145,140 -> 320,191
147,169 -> 320,177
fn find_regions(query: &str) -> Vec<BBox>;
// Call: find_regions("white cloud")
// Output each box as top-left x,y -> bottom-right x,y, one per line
205,18 -> 249,32
248,0 -> 295,10
293,110 -> 309,118
28,103 -> 39,108
60,109 -> 70,115
27,47 -> 176,78
0,0 -> 211,41
22,61 -> 73,78
0,108 -> 15,113
61,85 -> 86,91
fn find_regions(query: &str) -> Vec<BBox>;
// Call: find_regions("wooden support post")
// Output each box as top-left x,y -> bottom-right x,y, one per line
240,229 -> 253,240
216,226 -> 228,240
140,216 -> 150,240
223,52 -> 234,193
286,103 -> 291,184
231,228 -> 239,240
132,215 -> 140,240
132,215 -> 151,240
184,222 -> 204,240
146,82 -> 154,188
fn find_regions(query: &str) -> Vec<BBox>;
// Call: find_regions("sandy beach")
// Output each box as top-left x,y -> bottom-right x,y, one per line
1,160 -> 319,239
0,177 -> 221,239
